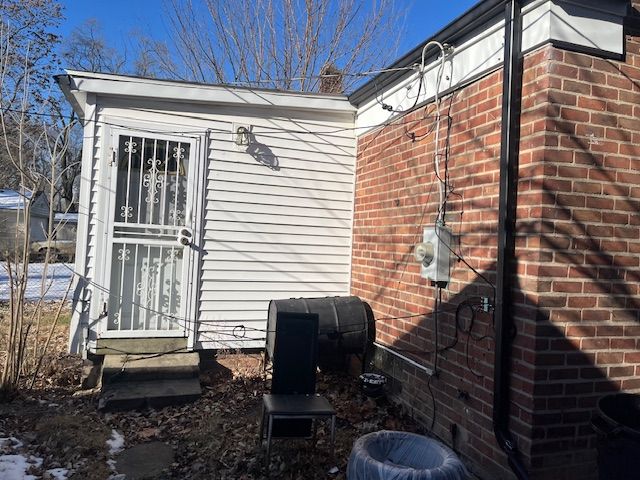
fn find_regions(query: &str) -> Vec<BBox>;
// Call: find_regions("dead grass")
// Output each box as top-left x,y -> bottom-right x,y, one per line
35,415 -> 110,455
0,301 -> 76,395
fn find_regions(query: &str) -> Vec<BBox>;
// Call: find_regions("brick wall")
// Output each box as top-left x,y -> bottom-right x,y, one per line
351,36 -> 640,480
527,38 -> 640,478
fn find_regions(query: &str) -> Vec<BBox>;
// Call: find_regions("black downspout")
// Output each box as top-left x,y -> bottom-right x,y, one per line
494,1 -> 529,480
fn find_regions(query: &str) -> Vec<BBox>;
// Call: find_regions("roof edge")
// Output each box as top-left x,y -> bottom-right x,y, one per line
56,70 -> 354,109
349,0 -> 511,106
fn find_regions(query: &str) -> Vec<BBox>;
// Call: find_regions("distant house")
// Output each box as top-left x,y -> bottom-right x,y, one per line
53,212 -> 78,242
29,212 -> 79,262
0,189 -> 49,257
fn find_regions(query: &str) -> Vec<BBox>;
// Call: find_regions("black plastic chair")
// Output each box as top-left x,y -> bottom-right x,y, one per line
259,311 -> 336,464
259,393 -> 336,464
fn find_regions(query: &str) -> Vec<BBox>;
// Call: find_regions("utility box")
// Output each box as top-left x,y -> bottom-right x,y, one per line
416,226 -> 452,286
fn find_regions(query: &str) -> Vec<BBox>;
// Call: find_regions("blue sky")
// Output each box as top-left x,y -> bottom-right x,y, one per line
57,0 -> 479,68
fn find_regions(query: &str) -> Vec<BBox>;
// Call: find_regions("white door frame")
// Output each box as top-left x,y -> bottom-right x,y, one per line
95,126 -> 204,340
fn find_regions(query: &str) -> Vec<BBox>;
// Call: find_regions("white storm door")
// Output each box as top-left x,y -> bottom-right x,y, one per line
103,132 -> 197,338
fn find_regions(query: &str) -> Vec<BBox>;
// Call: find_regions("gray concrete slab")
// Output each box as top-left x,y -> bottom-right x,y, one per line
115,442 -> 174,479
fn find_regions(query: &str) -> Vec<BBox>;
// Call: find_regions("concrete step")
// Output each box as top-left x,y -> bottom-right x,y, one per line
96,338 -> 188,355
98,378 -> 202,411
101,352 -> 200,384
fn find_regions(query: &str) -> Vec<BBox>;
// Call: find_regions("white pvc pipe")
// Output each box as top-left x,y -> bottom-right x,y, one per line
374,341 -> 433,376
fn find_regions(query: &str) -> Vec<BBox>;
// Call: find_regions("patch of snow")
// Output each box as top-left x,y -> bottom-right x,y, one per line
0,262 -> 74,302
0,189 -> 32,210
106,430 -> 125,455
107,458 -> 126,480
0,437 -> 24,449
106,459 -> 117,471
53,213 -> 78,223
46,467 -> 69,480
0,453 -> 42,480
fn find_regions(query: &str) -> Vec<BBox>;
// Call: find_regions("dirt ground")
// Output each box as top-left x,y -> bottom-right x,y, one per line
0,310 -> 424,479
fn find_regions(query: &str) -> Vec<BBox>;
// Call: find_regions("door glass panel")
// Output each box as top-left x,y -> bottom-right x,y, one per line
108,243 -> 183,331
107,133 -> 191,333
114,136 -> 189,226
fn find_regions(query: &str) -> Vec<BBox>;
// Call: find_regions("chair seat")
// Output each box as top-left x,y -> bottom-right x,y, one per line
263,394 -> 335,416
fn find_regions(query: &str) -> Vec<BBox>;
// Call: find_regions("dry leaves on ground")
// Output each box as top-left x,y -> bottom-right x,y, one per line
1,325 -> 424,479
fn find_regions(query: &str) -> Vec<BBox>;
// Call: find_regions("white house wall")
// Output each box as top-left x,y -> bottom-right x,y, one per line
69,95 -> 98,354
75,96 -> 355,351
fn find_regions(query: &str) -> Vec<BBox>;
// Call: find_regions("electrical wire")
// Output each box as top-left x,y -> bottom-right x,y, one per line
56,261 -> 465,345
0,104 -> 445,141
62,65 -> 417,91
50,254 -> 493,372
10,49 -> 500,383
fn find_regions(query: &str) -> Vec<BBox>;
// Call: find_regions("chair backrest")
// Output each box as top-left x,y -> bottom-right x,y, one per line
271,311 -> 319,394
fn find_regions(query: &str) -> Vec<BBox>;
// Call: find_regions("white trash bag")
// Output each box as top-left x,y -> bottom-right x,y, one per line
347,430 -> 468,480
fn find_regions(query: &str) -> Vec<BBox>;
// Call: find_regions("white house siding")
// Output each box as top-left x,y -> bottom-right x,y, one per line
75,95 -> 356,351
200,110 -> 356,349
69,105 -> 102,353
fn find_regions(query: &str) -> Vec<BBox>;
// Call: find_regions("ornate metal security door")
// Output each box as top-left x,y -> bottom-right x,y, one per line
103,132 -> 196,337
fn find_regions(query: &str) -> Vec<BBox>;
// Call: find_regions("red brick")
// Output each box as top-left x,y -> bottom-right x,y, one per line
352,41 -> 640,480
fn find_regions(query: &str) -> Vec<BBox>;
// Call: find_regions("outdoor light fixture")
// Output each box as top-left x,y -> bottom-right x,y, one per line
235,125 -> 251,146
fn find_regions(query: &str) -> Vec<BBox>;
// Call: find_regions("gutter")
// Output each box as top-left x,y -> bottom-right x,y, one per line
493,1 -> 529,479
625,1 -> 640,36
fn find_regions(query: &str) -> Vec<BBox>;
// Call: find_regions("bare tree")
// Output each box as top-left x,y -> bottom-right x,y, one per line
0,0 -> 72,395
43,101 -> 82,210
147,0 -> 404,92
0,0 -> 62,189
61,19 -> 126,74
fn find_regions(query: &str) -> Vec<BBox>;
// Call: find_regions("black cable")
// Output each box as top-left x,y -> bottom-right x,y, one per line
427,287 -> 442,433
465,332 -> 484,379
59,261 -> 473,345
427,373 -> 436,432
0,104 -> 440,139
433,287 -> 440,375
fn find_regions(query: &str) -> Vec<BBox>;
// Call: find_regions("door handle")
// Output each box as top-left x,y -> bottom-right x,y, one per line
178,228 -> 192,246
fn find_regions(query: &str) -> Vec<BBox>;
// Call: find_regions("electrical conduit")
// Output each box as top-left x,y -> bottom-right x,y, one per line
493,0 -> 529,479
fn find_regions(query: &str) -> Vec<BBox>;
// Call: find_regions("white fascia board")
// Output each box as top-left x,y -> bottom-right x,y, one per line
550,0 -> 625,56
63,71 -> 356,115
354,0 -> 552,136
56,74 -> 87,120
355,0 -> 626,136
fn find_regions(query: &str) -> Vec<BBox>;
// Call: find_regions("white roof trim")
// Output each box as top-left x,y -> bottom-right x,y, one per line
58,70 -> 355,119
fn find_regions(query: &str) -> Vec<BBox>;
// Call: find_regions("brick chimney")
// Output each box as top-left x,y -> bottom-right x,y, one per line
319,63 -> 343,94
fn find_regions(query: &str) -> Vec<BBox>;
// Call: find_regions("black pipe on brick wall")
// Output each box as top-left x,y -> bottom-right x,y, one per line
493,0 -> 529,479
